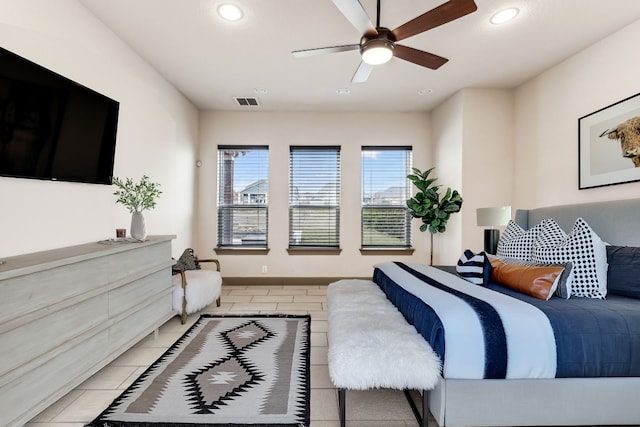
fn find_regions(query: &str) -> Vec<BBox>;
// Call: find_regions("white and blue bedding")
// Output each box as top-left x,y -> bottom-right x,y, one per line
373,261 -> 640,379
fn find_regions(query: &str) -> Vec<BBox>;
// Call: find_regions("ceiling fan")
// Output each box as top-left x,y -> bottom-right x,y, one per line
292,0 -> 478,83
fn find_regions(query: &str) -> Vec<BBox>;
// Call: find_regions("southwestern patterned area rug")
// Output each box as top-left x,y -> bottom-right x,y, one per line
86,314 -> 310,427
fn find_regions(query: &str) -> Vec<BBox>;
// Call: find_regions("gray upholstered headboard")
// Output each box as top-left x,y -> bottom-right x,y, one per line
514,198 -> 640,246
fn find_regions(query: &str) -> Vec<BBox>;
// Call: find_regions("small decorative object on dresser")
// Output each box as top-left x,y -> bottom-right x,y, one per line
112,175 -> 162,240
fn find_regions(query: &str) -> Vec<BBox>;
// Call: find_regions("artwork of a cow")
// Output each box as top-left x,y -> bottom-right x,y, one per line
600,116 -> 640,167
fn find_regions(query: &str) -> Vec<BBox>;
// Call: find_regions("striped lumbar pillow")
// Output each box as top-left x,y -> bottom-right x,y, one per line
456,249 -> 490,285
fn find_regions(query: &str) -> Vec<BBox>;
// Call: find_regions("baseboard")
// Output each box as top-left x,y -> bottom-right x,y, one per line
222,277 -> 370,286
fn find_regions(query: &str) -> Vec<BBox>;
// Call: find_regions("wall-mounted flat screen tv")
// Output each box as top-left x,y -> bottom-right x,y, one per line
0,46 -> 119,185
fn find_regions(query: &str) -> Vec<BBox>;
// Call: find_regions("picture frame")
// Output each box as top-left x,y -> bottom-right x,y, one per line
578,91 -> 640,189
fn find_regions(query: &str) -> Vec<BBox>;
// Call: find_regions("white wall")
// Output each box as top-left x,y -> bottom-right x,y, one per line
431,89 -> 514,263
461,89 -> 514,252
431,93 -> 464,264
513,19 -> 640,210
0,0 -> 199,258
197,111 -> 431,278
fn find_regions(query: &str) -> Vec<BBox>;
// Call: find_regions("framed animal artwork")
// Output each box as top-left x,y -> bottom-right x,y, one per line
579,91 -> 640,189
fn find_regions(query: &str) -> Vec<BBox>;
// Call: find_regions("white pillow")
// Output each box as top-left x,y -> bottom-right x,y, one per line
532,218 -> 607,299
496,219 -> 549,261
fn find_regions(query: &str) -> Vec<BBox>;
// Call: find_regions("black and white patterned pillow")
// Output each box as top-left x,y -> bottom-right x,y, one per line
174,248 -> 200,271
456,250 -> 491,285
496,219 -> 548,261
532,218 -> 607,299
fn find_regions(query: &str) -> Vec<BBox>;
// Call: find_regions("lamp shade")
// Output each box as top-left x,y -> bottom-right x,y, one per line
476,206 -> 511,227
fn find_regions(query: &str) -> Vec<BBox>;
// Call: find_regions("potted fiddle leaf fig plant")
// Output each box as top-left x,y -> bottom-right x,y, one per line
112,175 -> 162,240
406,167 -> 463,265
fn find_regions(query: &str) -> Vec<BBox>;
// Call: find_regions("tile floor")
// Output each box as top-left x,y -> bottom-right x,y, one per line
26,284 -> 429,427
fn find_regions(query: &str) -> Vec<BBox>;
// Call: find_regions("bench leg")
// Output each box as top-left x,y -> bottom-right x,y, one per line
422,390 -> 429,427
404,390 -> 429,427
338,388 -> 346,427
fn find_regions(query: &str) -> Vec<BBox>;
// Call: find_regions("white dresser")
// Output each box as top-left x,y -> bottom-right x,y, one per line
0,235 -> 175,427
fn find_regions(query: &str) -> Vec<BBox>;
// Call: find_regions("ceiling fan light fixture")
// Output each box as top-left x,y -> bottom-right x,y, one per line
361,38 -> 395,65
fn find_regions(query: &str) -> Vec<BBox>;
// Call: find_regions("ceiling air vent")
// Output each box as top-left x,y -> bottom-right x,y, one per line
234,97 -> 260,107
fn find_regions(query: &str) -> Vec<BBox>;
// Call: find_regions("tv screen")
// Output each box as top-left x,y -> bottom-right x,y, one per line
0,46 -> 119,185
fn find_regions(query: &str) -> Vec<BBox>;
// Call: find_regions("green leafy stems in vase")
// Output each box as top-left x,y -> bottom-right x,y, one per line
406,167 -> 463,265
112,175 -> 162,240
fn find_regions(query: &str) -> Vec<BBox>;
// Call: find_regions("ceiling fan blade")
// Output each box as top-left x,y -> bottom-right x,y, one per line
394,44 -> 448,70
292,44 -> 360,58
351,61 -> 374,83
332,0 -> 377,36
391,0 -> 477,42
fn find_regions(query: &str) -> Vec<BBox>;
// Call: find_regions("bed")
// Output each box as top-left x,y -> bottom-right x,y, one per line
373,198 -> 640,427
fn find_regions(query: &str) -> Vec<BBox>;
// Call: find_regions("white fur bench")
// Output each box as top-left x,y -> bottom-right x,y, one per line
327,279 -> 442,427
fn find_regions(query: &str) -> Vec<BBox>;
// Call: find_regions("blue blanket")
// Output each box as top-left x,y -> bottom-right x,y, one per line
373,262 -> 640,379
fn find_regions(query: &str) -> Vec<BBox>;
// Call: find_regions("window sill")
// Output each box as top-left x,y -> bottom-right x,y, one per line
287,247 -> 342,255
214,247 -> 270,255
359,247 -> 415,255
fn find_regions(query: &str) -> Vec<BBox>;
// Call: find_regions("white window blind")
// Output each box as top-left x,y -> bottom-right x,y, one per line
361,146 -> 412,248
217,146 -> 268,247
289,146 -> 340,248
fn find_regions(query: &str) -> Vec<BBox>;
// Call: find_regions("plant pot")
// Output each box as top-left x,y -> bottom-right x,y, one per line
130,211 -> 147,240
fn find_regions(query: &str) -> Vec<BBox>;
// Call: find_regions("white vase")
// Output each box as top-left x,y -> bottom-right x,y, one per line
130,211 -> 147,240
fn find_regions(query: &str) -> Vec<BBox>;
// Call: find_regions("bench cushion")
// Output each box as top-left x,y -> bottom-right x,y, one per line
327,279 -> 441,390
172,270 -> 222,315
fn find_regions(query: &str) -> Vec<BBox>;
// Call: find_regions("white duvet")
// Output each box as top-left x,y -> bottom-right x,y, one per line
375,262 -> 557,379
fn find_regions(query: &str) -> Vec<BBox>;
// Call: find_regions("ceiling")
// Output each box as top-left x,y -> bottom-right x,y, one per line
79,0 -> 640,112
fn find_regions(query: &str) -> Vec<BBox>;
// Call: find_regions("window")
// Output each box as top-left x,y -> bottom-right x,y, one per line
361,146 -> 412,248
217,146 -> 268,248
289,146 -> 340,248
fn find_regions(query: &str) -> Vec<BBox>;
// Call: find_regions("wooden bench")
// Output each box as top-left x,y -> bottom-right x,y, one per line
326,279 -> 442,427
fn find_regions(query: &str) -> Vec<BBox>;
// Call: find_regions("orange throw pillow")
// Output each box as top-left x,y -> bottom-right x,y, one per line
489,257 -> 563,300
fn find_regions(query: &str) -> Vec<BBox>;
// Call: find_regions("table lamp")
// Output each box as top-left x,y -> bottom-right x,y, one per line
476,206 -> 511,255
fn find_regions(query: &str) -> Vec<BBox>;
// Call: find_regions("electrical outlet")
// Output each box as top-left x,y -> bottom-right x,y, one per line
261,265 -> 268,274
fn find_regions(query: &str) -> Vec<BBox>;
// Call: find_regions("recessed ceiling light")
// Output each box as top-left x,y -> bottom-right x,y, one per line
217,4 -> 244,21
490,7 -> 519,25
336,88 -> 350,95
